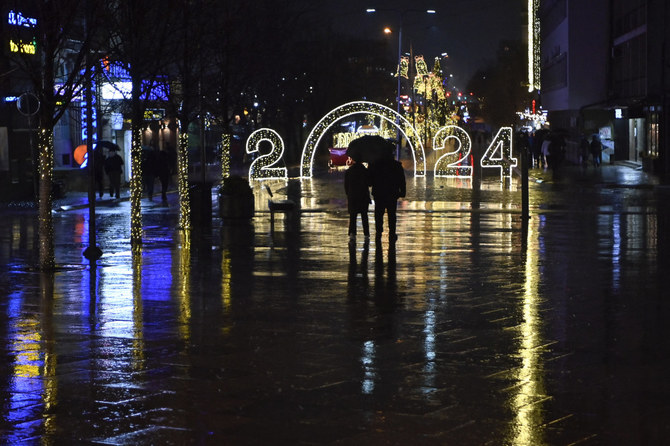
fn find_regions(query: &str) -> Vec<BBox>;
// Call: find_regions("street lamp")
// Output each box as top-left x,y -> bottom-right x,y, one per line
367,8 -> 436,158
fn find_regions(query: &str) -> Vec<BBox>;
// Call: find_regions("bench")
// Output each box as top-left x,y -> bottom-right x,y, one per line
265,185 -> 296,235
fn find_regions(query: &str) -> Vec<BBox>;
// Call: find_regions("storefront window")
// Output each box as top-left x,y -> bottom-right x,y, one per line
647,112 -> 659,157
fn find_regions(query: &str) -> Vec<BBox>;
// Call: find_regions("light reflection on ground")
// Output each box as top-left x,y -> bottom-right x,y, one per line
0,164 -> 667,444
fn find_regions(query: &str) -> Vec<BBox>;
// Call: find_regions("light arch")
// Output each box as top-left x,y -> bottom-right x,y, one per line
300,101 -> 426,178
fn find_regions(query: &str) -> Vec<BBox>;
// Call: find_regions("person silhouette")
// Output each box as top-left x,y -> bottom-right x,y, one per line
369,140 -> 406,243
344,154 -> 371,241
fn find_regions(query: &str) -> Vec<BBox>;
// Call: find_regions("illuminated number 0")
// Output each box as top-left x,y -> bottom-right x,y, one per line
246,128 -> 287,180
433,125 -> 473,178
480,127 -> 516,182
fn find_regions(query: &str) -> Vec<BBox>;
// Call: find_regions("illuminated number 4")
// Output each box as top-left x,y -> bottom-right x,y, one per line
480,127 -> 516,182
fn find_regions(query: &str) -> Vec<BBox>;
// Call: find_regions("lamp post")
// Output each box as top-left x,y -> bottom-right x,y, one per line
366,8 -> 436,159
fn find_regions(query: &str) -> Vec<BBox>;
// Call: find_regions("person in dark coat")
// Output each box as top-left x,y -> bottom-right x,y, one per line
104,150 -> 123,199
155,149 -> 171,203
142,146 -> 158,200
344,155 -> 371,241
590,135 -> 603,167
369,141 -> 406,243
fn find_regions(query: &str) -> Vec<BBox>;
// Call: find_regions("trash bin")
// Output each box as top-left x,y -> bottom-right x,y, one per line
189,182 -> 213,227
219,176 -> 254,221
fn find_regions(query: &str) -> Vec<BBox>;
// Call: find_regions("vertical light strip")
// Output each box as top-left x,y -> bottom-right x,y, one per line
528,0 -> 541,92
221,133 -> 231,180
130,128 -> 143,245
178,129 -> 191,231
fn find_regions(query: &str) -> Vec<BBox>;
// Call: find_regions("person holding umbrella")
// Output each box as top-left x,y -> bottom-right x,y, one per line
344,146 -> 371,242
369,139 -> 405,243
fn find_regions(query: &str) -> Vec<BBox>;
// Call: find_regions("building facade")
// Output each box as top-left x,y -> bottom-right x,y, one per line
538,0 -> 670,178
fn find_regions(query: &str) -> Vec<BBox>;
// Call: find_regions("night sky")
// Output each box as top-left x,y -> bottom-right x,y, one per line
320,0 -> 526,89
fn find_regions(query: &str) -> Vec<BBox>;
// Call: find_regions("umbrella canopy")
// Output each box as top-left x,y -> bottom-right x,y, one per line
346,135 -> 394,164
95,140 -> 121,151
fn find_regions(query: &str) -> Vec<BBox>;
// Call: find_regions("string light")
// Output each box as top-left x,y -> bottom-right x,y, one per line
177,129 -> 190,231
480,126 -> 516,182
246,128 -> 287,180
433,125 -> 473,178
528,0 -> 541,92
130,128 -> 143,244
38,128 -> 55,270
300,101 -> 426,178
221,133 -> 231,180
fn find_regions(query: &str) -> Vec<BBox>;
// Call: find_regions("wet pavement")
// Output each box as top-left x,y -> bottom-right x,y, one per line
1,162 -> 669,445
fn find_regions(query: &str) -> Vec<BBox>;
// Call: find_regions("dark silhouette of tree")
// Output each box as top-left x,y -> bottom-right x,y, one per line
101,0 -> 178,245
4,0 -> 104,270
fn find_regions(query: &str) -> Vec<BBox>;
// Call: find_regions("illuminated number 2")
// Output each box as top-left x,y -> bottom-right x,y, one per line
480,127 -> 516,182
246,128 -> 287,180
433,125 -> 473,178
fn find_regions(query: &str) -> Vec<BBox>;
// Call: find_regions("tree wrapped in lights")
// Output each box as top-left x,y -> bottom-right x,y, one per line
408,55 -> 455,149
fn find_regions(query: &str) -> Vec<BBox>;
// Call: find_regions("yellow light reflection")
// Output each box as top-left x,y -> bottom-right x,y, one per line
177,232 -> 192,342
221,249 -> 232,314
132,249 -> 145,369
511,217 -> 546,445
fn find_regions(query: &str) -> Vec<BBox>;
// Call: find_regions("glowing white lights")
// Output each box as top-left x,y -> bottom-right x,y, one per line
246,128 -> 287,180
300,101 -> 426,178
528,0 -> 541,92
433,125 -> 473,178
480,127 -> 517,182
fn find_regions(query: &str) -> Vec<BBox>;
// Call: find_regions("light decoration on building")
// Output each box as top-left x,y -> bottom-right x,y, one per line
516,108 -> 548,129
433,125 -> 473,178
221,133 -> 231,179
300,101 -> 426,178
480,127 -> 516,182
246,128 -> 287,180
528,0 -> 541,92
177,129 -> 190,231
129,128 -> 143,245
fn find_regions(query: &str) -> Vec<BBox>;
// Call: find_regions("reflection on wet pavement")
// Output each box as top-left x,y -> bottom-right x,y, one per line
1,165 -> 669,444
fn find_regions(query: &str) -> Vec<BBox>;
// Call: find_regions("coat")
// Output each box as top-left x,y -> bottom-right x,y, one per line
344,162 -> 371,213
369,157 -> 406,204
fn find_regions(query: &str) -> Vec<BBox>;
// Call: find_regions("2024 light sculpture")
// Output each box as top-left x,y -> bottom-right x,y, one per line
226,101 -> 515,183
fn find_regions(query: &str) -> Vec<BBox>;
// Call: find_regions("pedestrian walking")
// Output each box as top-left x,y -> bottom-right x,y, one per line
590,135 -> 603,167
369,140 -> 406,243
104,150 -> 123,199
579,135 -> 590,169
142,145 -> 158,200
344,154 -> 371,241
156,149 -> 171,204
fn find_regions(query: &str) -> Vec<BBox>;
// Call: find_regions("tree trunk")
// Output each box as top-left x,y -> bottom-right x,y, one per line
37,128 -> 55,270
178,129 -> 191,230
129,127 -> 143,245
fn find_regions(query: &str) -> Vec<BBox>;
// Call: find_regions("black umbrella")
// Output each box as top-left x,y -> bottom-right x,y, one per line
95,140 -> 121,151
347,135 -> 393,164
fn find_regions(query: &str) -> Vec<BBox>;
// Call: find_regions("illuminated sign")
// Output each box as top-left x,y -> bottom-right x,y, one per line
9,39 -> 36,54
7,10 -> 37,27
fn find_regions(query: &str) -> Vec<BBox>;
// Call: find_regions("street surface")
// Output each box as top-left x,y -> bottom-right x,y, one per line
0,163 -> 668,445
